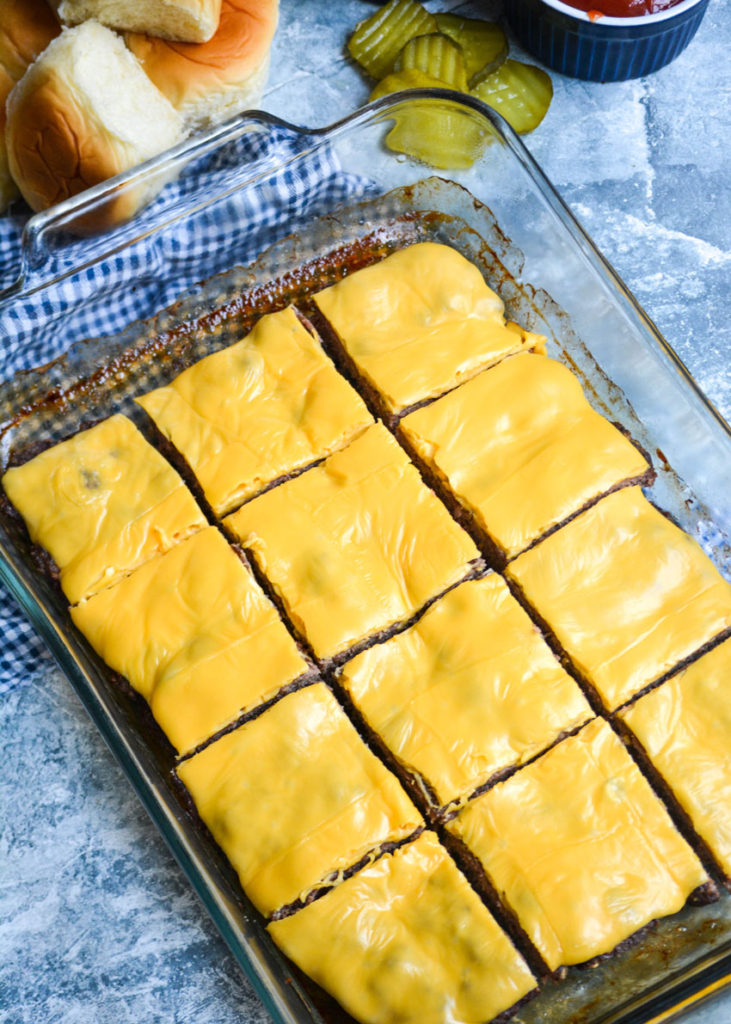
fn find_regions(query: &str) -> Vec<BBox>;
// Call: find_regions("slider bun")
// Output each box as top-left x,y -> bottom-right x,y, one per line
0,63 -> 18,211
57,0 -> 222,44
0,0 -> 60,211
0,0 -> 61,82
5,21 -> 184,225
127,0 -> 278,131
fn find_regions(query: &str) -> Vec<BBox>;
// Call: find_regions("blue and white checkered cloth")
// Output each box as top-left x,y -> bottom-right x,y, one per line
0,124 -> 372,695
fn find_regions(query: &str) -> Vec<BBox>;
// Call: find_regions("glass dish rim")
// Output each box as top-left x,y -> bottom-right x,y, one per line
2,90 -> 731,1024
3,88 -> 728,441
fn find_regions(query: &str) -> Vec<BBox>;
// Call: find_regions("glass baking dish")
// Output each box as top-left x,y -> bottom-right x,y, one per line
1,91 -> 730,1024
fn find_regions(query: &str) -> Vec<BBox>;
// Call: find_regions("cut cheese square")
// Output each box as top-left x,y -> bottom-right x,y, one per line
269,831 -> 536,1024
621,639 -> 731,879
447,718 -> 708,971
339,574 -> 592,807
507,487 -> 731,710
400,352 -> 650,559
313,242 -> 541,414
2,414 -> 206,604
137,306 -> 373,516
177,682 -> 422,916
225,423 -> 479,661
71,526 -> 308,754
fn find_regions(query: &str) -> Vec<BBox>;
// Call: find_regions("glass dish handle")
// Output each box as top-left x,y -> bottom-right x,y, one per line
0,110 -> 305,304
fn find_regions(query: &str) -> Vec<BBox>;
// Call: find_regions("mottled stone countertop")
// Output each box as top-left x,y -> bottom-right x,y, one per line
2,1 -> 729,1022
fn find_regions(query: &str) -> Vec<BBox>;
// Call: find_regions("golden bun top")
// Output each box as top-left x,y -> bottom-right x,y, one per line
0,63 -> 12,127
57,0 -> 222,43
0,0 -> 60,80
0,63 -> 18,210
127,0 -> 278,116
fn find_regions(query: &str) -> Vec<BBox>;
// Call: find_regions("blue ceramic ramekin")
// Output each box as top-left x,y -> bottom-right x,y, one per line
504,0 -> 710,81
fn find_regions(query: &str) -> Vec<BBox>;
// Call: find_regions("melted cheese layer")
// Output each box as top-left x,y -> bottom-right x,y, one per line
621,640 -> 731,877
449,718 -> 708,971
71,526 -> 307,754
269,831 -> 535,1024
507,487 -> 731,710
313,242 -> 542,414
177,683 -> 422,916
2,414 -> 206,604
340,574 -> 592,807
137,306 -> 373,516
226,423 -> 479,660
400,352 -> 649,558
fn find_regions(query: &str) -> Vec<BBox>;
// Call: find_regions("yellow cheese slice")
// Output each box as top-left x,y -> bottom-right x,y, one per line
448,718 -> 708,971
507,487 -> 731,710
269,831 -> 536,1024
225,423 -> 479,661
137,306 -> 373,516
313,242 -> 542,414
400,352 -> 649,559
177,682 -> 422,916
71,526 -> 308,754
340,574 -> 592,807
2,414 -> 206,604
621,640 -> 731,878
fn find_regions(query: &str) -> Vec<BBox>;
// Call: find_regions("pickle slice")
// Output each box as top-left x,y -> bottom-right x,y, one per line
471,59 -> 553,134
434,13 -> 508,86
370,67 -> 449,101
348,0 -> 437,80
393,32 -> 468,91
370,70 -> 486,170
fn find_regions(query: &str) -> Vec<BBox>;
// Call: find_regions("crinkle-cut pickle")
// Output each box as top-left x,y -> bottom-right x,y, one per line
472,59 -> 553,134
348,0 -> 437,80
371,71 -> 486,170
393,32 -> 468,92
370,68 -> 449,101
435,13 -> 508,85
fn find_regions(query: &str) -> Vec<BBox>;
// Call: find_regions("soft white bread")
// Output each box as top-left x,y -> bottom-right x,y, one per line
126,0 -> 278,131
0,0 -> 61,82
5,21 -> 184,222
0,63 -> 18,210
57,0 -> 222,44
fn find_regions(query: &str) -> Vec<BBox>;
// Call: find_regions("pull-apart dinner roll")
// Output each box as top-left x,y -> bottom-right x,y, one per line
126,0 -> 278,130
0,0 -> 61,211
0,0 -> 61,81
56,0 -> 222,43
5,21 -> 184,219
0,65 -> 16,210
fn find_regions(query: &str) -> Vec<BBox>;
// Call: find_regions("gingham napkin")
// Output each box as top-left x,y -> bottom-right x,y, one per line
0,124 -> 371,695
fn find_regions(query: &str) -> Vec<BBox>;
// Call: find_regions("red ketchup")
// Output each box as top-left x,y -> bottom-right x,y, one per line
560,0 -> 684,16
